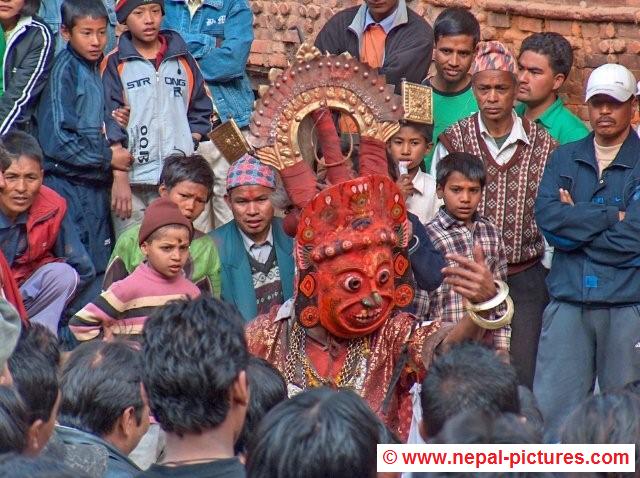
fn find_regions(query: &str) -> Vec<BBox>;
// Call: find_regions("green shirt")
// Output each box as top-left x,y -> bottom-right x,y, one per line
106,224 -> 222,297
424,81 -> 479,171
515,97 -> 589,145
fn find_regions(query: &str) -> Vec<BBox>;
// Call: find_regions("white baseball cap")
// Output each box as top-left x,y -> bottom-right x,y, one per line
585,64 -> 637,102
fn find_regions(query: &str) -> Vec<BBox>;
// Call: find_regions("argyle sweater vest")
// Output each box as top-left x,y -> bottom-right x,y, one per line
438,113 -> 557,272
248,247 -> 284,315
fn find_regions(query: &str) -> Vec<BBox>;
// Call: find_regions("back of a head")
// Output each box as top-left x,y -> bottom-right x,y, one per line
435,152 -> 486,189
59,341 -> 145,438
235,357 -> 287,455
433,7 -> 480,47
8,348 -> 58,426
0,453 -> 88,478
427,411 -> 550,478
561,391 -> 640,474
246,387 -> 379,478
159,153 -> 215,195
520,32 -> 573,78
60,0 -> 109,30
420,342 -> 519,437
142,296 -> 248,436
0,385 -> 29,454
0,130 -> 42,172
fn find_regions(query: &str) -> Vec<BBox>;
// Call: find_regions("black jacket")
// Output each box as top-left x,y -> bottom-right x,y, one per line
314,0 -> 433,92
0,15 -> 54,134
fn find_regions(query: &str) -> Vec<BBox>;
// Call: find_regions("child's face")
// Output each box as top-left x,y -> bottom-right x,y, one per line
386,126 -> 431,171
125,3 -> 162,45
436,171 -> 482,224
159,180 -> 209,222
61,17 -> 108,62
140,226 -> 191,279
0,0 -> 23,26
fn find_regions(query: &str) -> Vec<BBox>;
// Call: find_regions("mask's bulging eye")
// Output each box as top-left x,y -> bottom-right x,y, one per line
343,276 -> 362,292
377,269 -> 390,285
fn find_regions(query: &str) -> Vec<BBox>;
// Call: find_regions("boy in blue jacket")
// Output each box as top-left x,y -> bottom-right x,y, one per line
36,0 -> 132,301
101,0 -> 213,237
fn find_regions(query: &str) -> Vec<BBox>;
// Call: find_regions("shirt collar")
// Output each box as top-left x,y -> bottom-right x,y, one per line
478,110 -> 530,147
364,6 -> 398,34
239,226 -> 273,252
0,210 -> 27,229
435,207 -> 479,230
275,298 -> 294,322
536,96 -> 563,129
411,169 -> 428,195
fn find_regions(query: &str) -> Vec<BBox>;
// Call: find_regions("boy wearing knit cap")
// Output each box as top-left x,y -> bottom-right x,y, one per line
101,0 -> 213,238
210,155 -> 295,322
70,197 -> 200,342
432,40 -> 558,390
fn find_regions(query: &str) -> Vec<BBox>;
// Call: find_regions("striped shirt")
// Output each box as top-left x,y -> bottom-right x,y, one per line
425,208 -> 510,352
70,262 -> 200,342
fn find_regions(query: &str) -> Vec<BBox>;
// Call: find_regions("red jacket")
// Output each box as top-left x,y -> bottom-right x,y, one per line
12,186 -> 66,286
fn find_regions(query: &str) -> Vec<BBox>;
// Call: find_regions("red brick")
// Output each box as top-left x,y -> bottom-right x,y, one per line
517,16 -> 543,33
252,39 -> 272,54
487,12 -> 510,28
545,19 -> 572,36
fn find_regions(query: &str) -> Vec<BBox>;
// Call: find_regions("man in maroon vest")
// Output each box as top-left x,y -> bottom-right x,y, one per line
431,41 -> 558,389
0,131 -> 95,335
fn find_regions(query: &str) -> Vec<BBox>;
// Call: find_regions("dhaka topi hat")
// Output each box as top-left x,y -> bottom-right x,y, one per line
470,41 -> 518,76
226,154 -> 276,192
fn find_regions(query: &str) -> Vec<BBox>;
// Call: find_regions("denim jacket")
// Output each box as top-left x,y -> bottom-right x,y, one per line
163,0 -> 254,127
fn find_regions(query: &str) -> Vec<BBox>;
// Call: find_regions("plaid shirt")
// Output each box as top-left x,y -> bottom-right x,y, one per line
424,208 -> 510,352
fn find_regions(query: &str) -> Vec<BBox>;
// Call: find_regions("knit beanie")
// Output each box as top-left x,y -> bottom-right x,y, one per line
116,0 -> 165,23
0,300 -> 21,374
138,197 -> 193,245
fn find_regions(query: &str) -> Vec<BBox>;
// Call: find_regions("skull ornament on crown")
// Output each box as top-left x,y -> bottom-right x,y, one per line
294,175 -> 415,338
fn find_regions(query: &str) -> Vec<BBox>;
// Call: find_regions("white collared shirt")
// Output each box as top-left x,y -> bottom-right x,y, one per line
430,111 -> 530,175
405,169 -> 443,225
239,227 -> 274,264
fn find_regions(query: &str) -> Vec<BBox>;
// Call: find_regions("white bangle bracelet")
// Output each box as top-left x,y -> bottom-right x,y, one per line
466,280 -> 509,313
467,295 -> 514,330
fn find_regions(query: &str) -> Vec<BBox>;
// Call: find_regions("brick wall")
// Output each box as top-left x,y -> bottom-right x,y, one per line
248,0 -> 640,120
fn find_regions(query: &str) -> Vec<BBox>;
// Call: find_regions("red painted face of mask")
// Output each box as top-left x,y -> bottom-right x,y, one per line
294,176 -> 414,340
316,245 -> 395,338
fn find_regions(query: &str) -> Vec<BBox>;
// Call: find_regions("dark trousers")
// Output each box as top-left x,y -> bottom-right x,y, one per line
507,262 -> 549,389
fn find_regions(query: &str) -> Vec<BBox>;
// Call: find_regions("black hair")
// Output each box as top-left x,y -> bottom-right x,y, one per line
520,32 -> 573,78
21,0 -> 40,18
0,385 -> 29,454
61,0 -> 108,30
436,152 -> 486,188
433,7 -> 481,47
517,385 -> 544,437
0,453 -> 88,478
623,379 -> 640,396
420,342 -> 520,437
561,391 -> 640,474
159,153 -> 215,200
398,121 -> 434,143
142,296 -> 249,436
14,323 -> 61,369
235,357 -> 287,455
58,341 -> 145,437
247,387 -> 380,478
428,411 -> 552,478
0,130 -> 43,171
8,339 -> 59,424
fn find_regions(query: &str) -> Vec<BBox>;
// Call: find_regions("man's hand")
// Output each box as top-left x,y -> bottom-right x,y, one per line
111,170 -> 132,219
111,105 -> 130,129
442,244 -> 497,304
559,188 -> 574,206
110,144 -> 132,172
